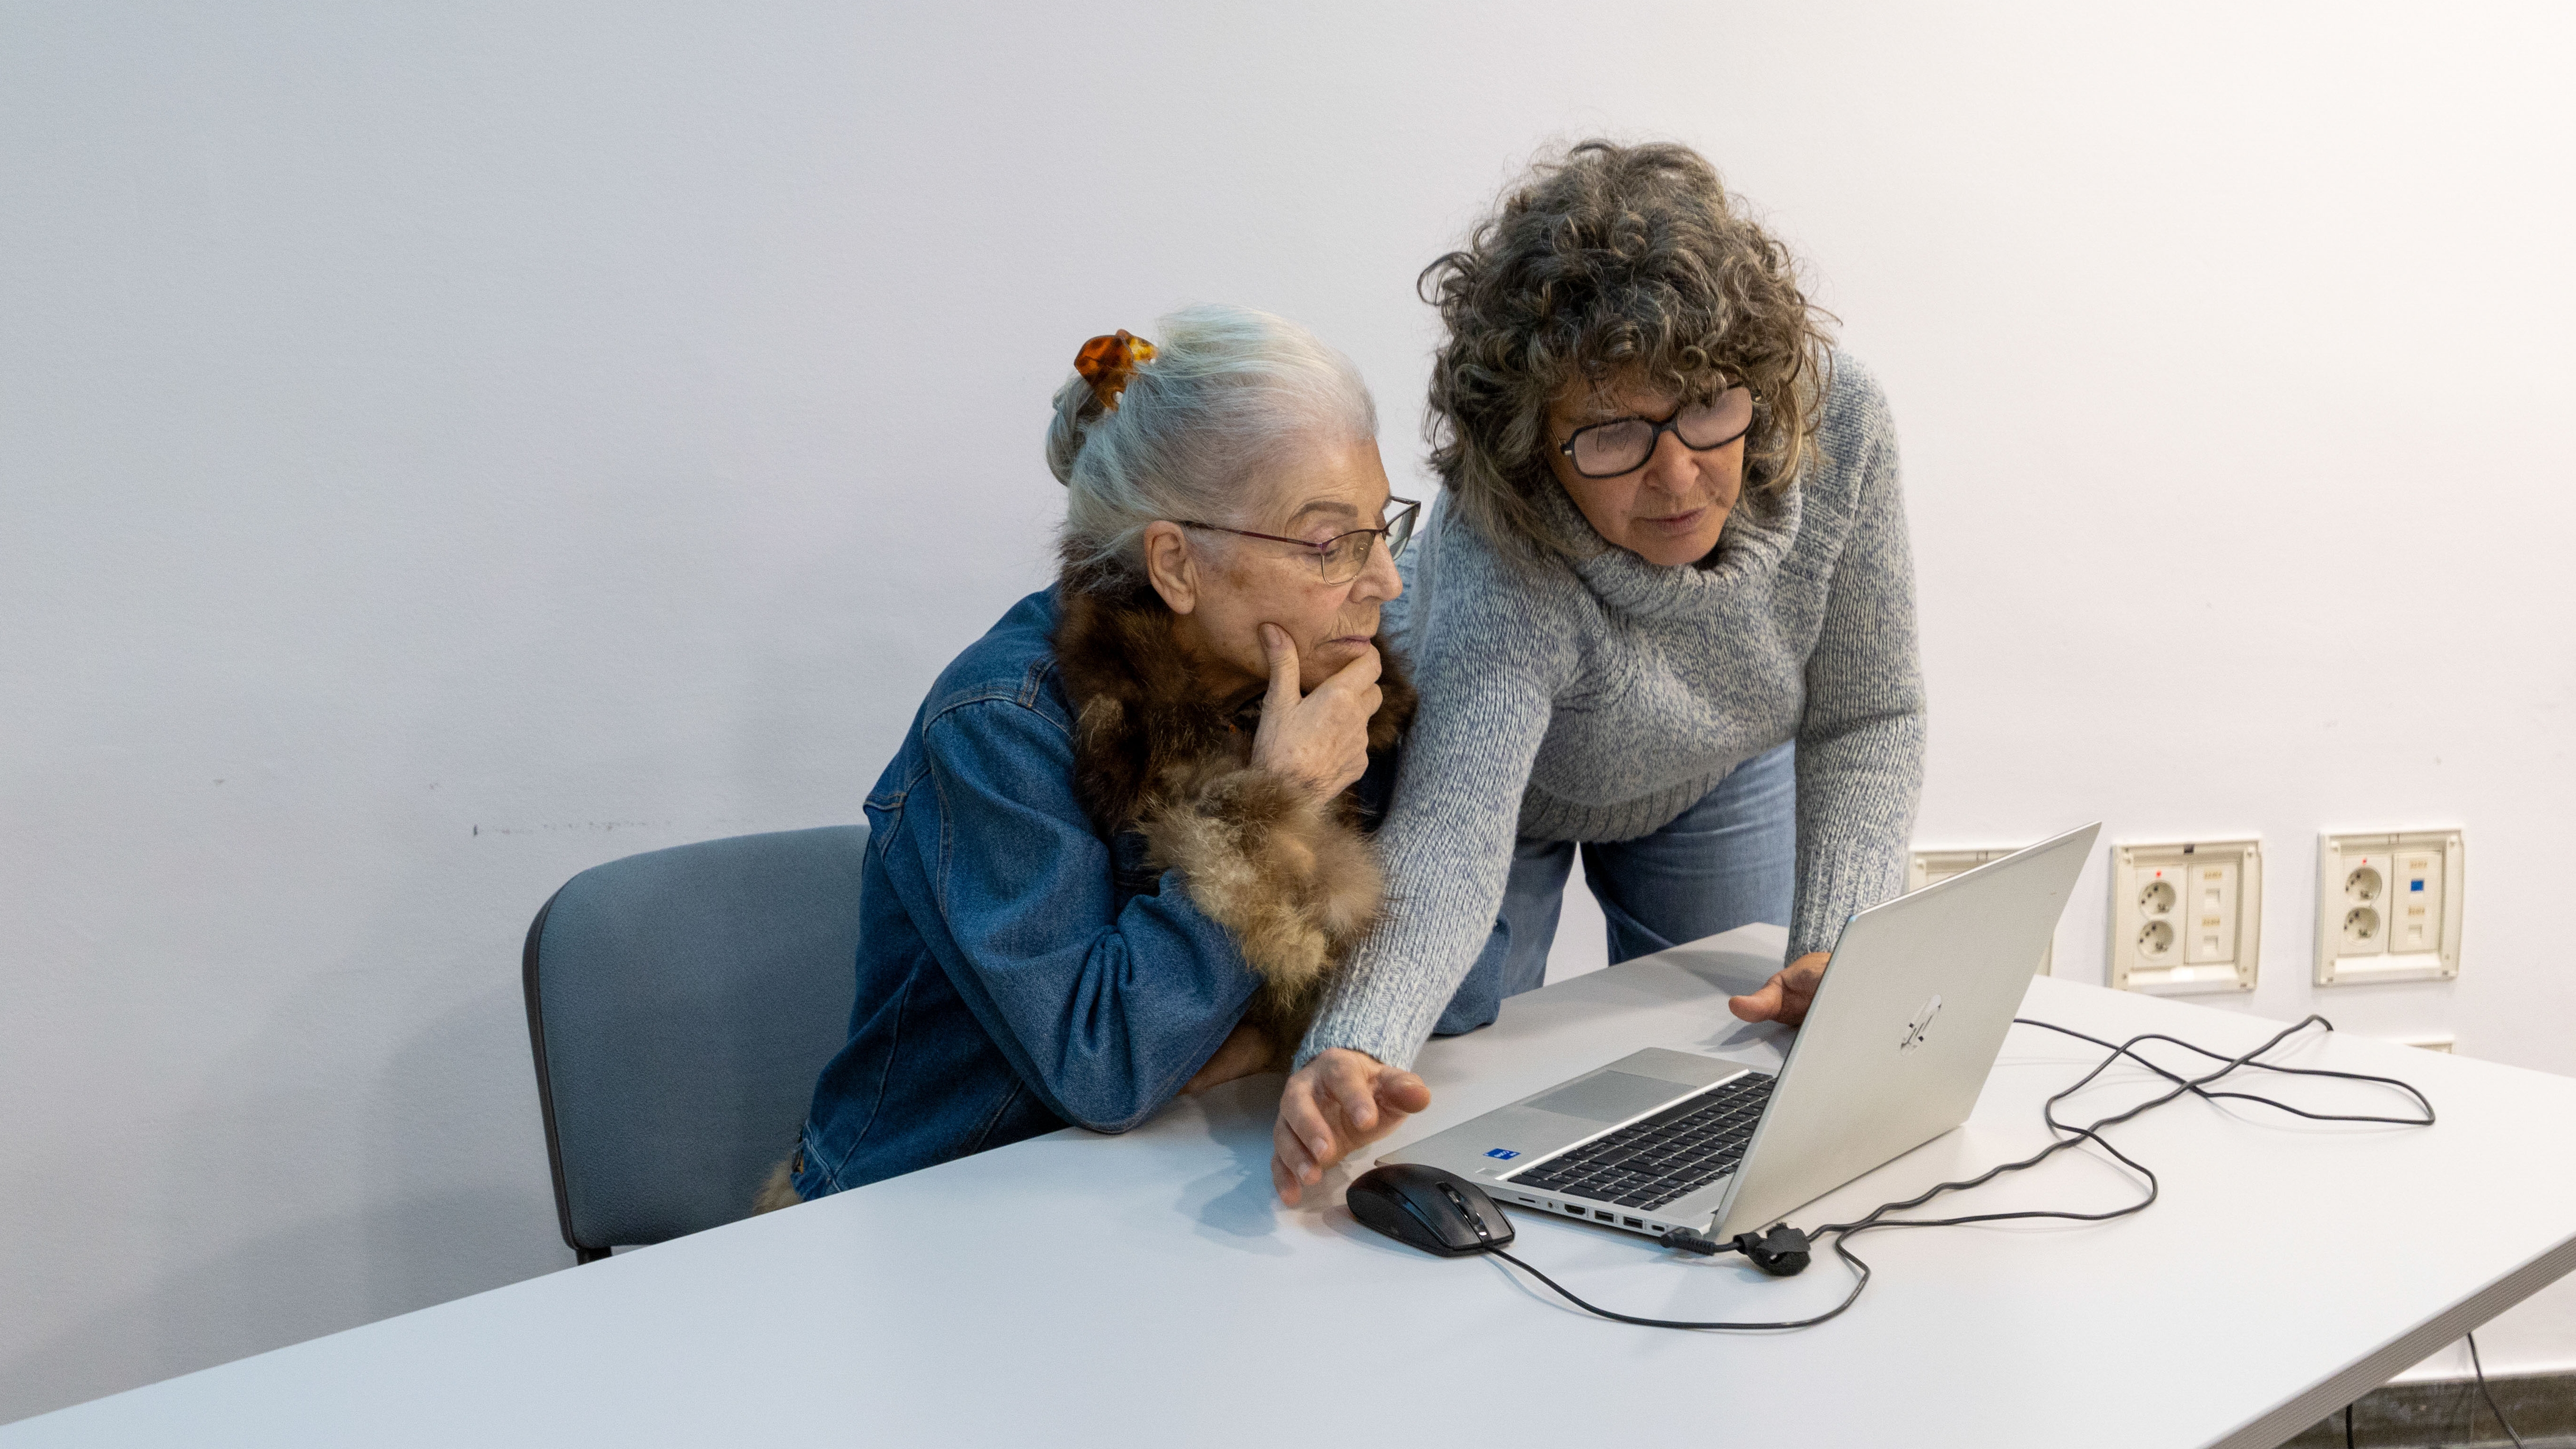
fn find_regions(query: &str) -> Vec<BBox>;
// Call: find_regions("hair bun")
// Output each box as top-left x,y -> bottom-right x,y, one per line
1048,329 -> 1158,486
1044,374 -> 1091,486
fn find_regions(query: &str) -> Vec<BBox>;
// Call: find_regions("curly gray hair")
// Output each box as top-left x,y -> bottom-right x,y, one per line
1048,304 -> 1377,591
1418,140 -> 1836,564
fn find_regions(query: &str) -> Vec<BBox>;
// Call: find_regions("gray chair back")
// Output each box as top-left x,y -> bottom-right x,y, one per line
521,825 -> 866,1260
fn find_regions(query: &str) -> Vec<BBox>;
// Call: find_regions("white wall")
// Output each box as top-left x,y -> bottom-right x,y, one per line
5,0 -> 2572,1423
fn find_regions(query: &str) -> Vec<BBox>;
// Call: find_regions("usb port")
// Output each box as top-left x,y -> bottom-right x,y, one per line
1594,1210 -> 1614,1222
1623,1217 -> 1643,1228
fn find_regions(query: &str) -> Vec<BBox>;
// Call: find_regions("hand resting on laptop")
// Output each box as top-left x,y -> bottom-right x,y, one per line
1728,951 -> 1831,1027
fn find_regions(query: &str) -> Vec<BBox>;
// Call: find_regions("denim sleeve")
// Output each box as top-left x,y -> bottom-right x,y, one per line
904,695 -> 1265,1133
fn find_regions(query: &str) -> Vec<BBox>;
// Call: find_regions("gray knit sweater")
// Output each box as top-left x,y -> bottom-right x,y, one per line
1297,355 -> 1926,1070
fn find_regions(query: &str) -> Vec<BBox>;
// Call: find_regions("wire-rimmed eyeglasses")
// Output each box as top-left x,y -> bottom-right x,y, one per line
1179,497 -> 1420,585
1559,387 -> 1757,479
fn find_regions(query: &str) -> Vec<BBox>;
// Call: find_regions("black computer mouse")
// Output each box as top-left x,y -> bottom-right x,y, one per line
1346,1164 -> 1516,1257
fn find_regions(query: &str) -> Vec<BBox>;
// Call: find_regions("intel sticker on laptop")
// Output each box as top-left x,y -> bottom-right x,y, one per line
1484,1148 -> 1520,1160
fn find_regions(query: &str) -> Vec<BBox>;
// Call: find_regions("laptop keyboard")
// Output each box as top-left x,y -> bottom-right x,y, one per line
1504,1072 -> 1775,1212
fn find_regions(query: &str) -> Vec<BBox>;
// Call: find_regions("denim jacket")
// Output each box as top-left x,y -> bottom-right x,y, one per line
789,589 -> 1490,1199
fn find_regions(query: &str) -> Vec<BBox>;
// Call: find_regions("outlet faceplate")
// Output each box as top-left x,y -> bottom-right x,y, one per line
2315,831 -> 2463,985
1909,848 -> 2054,976
2109,839 -> 2261,994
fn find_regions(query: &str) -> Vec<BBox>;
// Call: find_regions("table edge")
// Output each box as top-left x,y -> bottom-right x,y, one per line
2211,1226 -> 2576,1449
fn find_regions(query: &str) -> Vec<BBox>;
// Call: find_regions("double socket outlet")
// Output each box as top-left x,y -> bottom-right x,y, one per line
2109,839 -> 2262,994
2315,831 -> 2464,985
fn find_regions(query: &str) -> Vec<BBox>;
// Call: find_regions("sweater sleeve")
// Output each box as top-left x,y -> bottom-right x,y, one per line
1787,381 -> 1928,958
1293,518 -> 1579,1070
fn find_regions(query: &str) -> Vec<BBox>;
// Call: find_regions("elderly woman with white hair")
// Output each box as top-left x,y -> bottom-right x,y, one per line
761,305 -> 1453,1204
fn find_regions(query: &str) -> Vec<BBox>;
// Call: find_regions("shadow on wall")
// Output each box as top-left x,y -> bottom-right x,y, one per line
1,978 -> 570,1424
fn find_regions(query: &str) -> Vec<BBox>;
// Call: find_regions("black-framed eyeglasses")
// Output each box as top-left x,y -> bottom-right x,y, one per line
1559,387 -> 1757,478
1180,496 -> 1420,585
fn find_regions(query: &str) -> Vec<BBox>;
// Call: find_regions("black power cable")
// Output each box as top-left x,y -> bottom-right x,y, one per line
2338,1332 -> 2524,1448
1488,1013 -> 2435,1334
2466,1331 -> 2528,1449
1488,1244 -> 1856,1332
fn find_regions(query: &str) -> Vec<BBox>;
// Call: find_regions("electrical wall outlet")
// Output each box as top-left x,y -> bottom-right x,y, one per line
2108,839 -> 2261,994
1909,847 -> 2054,976
2315,831 -> 2463,985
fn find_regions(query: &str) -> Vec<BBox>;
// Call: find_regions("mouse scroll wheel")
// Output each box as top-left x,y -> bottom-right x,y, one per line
1439,1183 -> 1492,1241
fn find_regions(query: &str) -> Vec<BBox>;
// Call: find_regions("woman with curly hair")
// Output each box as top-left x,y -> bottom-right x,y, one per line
1270,141 -> 1926,1202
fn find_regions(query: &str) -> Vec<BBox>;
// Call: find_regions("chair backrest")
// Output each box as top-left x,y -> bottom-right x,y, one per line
521,825 -> 866,1259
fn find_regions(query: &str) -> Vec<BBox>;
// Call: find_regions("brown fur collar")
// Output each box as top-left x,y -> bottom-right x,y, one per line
1051,579 -> 1417,1050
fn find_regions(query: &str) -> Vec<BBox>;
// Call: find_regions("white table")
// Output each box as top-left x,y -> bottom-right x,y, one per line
11,924 -> 2576,1448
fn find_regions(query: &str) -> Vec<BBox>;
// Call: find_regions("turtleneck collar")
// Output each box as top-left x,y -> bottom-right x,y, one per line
1532,478 -> 1803,623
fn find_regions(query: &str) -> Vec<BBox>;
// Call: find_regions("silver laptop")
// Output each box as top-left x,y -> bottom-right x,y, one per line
1382,822 -> 2098,1242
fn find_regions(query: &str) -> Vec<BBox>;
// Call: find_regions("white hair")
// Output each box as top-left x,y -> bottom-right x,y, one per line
1048,304 -> 1377,589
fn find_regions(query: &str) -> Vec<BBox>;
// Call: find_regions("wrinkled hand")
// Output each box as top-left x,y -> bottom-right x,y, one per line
1182,1022 -> 1282,1095
1729,951 -> 1831,1026
1249,623 -> 1379,800
1271,1047 -> 1431,1206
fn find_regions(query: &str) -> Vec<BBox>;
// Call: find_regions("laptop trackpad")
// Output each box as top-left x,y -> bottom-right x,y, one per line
1525,1070 -> 1690,1123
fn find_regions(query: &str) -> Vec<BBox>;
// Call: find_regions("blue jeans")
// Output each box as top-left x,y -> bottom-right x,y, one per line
1434,742 -> 1796,1034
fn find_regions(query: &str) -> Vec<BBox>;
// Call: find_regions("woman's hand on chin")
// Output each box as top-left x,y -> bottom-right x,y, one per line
1249,622 -> 1379,799
1728,951 -> 1831,1026
1270,1047 -> 1431,1206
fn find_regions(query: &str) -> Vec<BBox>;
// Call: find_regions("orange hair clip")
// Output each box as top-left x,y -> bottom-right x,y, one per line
1073,329 -> 1158,412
